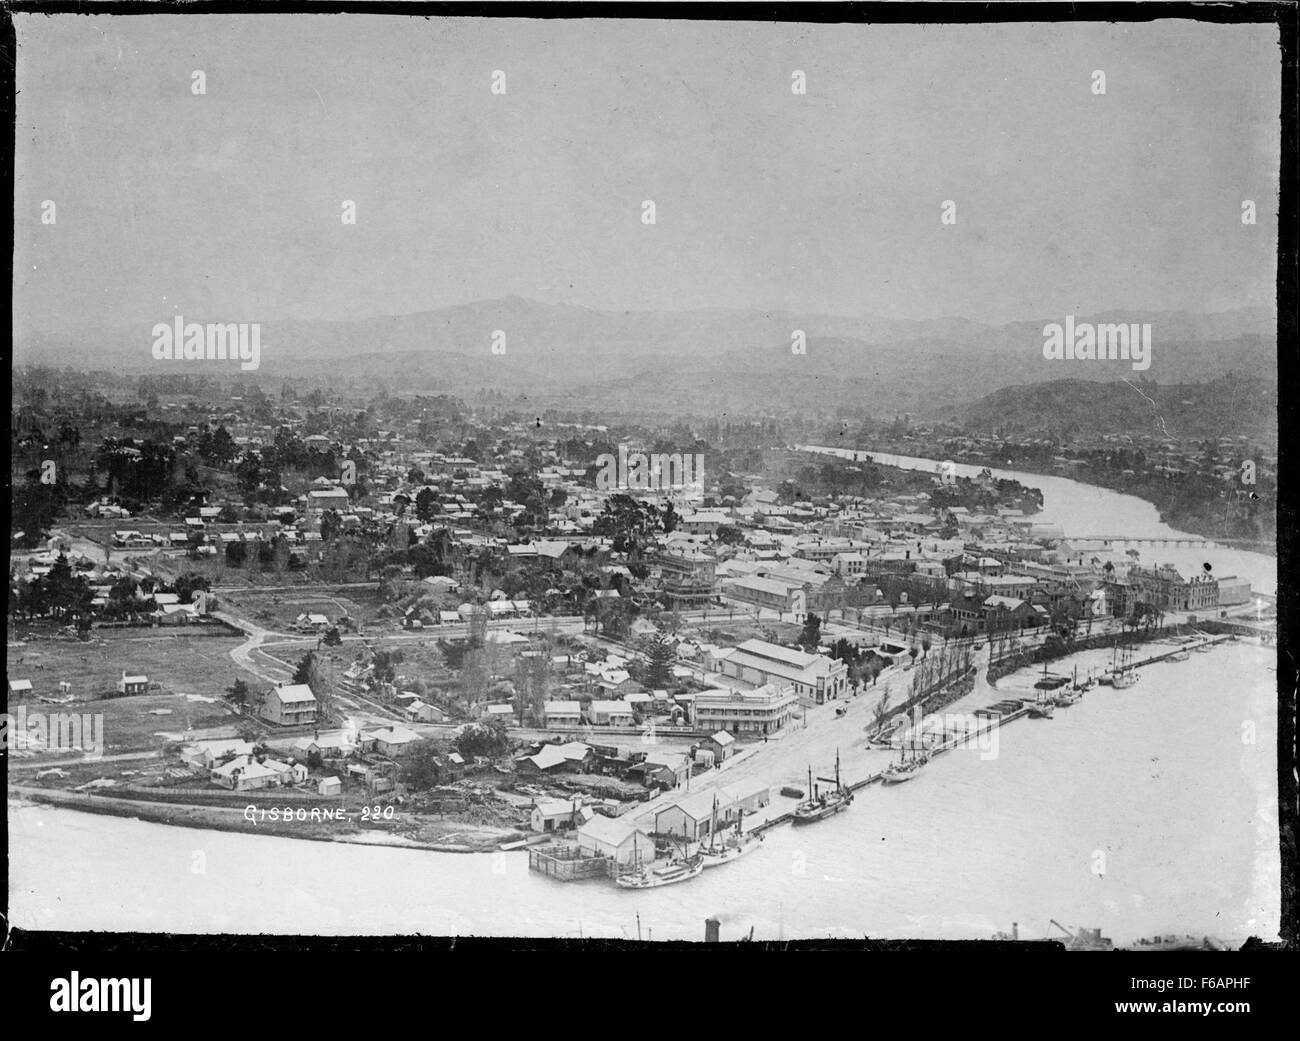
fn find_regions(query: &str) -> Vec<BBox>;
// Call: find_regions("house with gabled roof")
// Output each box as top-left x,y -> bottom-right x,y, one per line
261,683 -> 318,726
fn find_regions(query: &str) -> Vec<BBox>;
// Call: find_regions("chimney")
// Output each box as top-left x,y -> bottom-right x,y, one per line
704,918 -> 720,943
1012,921 -> 1019,941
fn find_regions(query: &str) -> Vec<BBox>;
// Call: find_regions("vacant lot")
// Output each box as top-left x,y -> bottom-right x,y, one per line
7,629 -> 264,704
218,586 -> 388,632
8,689 -> 241,762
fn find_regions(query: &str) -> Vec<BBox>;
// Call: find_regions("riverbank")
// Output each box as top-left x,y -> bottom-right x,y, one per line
10,784 -> 519,852
10,624 -> 1223,858
866,441 -> 1275,555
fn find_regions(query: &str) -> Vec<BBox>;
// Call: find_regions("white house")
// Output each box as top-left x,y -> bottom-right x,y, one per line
363,725 -> 422,758
261,684 -> 319,726
529,798 -> 586,834
117,672 -> 149,696
210,755 -> 280,791
587,700 -> 636,726
543,700 -> 583,727
182,738 -> 256,771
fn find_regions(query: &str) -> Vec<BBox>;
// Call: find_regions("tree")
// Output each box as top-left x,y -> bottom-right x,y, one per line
714,524 -> 743,546
173,573 -> 210,603
400,739 -> 444,790
590,595 -> 637,638
292,652 -> 314,685
438,638 -> 470,670
455,718 -> 510,760
798,613 -> 822,653
415,487 -> 441,522
372,648 -> 404,685
320,509 -> 342,543
227,679 -> 249,709
641,636 -> 676,690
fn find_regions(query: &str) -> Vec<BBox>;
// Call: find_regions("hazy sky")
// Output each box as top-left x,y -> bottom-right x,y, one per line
13,15 -> 1281,335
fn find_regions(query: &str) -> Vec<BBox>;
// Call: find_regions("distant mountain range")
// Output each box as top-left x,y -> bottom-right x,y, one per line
15,298 -> 1275,418
939,375 -> 1278,448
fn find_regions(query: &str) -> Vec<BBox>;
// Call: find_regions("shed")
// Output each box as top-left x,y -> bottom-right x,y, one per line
530,798 -> 585,834
654,788 -> 738,840
576,815 -> 655,868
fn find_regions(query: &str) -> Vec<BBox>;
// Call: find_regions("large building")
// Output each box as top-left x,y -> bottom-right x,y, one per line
721,575 -> 809,618
693,682 -> 799,735
261,683 -> 319,726
651,547 -> 717,608
1129,565 -> 1218,612
1215,575 -> 1252,607
714,639 -> 848,704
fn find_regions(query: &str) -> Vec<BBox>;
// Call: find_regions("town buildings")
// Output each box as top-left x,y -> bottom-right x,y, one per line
713,639 -> 848,704
693,682 -> 799,735
261,684 -> 319,727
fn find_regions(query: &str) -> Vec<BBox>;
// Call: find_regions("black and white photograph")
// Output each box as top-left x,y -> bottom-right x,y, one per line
5,2 -> 1292,973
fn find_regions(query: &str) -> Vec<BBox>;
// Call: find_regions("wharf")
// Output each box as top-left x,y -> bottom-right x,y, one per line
1117,634 -> 1230,671
748,703 -> 1031,837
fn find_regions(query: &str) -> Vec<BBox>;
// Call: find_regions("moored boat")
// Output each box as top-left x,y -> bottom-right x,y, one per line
615,855 -> 704,889
792,751 -> 853,823
1110,641 -> 1139,688
699,801 -> 764,868
881,757 -> 920,784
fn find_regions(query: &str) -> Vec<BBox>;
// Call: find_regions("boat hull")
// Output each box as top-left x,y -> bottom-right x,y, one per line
700,838 -> 763,868
615,860 -> 704,889
792,796 -> 852,823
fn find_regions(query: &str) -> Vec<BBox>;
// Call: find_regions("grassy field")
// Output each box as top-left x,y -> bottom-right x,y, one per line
217,587 -> 388,632
7,629 -> 265,703
9,690 -> 241,760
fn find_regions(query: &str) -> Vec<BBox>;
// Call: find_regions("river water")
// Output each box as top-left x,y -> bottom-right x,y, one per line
8,464 -> 1282,943
863,451 -> 1277,597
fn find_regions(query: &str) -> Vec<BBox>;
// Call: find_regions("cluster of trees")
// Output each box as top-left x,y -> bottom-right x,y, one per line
11,470 -> 68,549
906,636 -> 975,702
827,637 -> 890,689
929,471 -> 1044,515
8,557 -> 212,630
591,494 -> 678,554
398,718 -> 512,791
9,555 -> 92,629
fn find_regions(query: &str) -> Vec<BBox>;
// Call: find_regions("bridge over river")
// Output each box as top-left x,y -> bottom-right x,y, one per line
1067,534 -> 1259,548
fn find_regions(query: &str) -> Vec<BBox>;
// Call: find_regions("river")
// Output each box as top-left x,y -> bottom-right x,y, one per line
863,450 -> 1277,597
7,465 -> 1282,943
